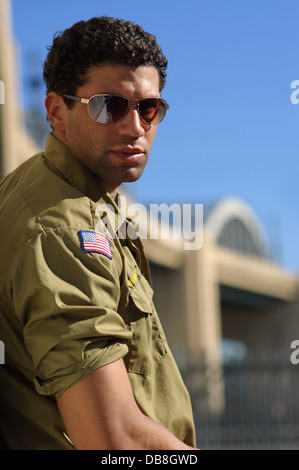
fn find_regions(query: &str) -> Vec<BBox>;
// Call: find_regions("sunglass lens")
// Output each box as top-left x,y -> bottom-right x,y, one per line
139,98 -> 166,125
89,95 -> 128,123
105,96 -> 128,123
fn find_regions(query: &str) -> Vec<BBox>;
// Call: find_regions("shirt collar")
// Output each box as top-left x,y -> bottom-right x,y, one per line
43,133 -> 108,203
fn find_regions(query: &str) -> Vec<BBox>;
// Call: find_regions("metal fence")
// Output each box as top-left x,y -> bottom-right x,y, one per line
183,354 -> 299,450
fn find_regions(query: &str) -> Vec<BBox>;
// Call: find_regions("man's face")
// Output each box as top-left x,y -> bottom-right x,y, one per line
59,64 -> 161,193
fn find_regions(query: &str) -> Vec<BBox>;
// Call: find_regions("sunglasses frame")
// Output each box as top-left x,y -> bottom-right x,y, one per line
62,93 -> 169,126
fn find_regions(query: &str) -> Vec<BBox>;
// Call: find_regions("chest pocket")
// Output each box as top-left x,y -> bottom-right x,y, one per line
127,267 -> 168,377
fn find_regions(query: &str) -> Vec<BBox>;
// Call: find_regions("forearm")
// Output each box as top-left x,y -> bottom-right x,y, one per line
122,413 -> 195,451
57,359 -> 196,450
97,403 -> 194,450
69,409 -> 194,451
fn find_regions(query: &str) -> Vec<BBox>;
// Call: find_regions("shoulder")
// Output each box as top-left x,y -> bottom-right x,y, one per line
0,152 -> 95,256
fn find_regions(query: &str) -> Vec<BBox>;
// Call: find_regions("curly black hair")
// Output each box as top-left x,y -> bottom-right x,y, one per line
43,16 -> 168,107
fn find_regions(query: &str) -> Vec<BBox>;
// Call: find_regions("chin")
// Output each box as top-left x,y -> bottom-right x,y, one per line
120,167 -> 145,183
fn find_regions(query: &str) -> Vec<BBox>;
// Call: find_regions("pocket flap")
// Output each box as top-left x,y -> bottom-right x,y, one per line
127,267 -> 154,314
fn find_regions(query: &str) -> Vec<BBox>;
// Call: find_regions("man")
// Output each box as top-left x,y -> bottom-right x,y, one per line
0,16 -> 197,450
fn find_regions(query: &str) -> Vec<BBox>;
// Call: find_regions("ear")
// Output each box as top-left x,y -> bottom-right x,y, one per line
44,92 -> 67,131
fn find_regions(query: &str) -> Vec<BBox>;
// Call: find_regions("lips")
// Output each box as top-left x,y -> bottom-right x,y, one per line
110,147 -> 145,163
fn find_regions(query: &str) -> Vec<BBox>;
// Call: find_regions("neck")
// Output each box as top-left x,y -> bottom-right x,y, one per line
98,181 -> 120,199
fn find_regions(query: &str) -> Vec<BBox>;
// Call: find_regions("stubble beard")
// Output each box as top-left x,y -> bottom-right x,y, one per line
73,146 -> 148,188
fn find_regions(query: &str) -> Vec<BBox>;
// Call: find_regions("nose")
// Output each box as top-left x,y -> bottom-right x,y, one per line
118,103 -> 148,138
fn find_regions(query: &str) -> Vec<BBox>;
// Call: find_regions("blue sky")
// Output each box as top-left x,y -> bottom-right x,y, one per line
11,0 -> 299,273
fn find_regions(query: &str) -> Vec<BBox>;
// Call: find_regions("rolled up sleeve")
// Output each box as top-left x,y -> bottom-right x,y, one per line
8,226 -> 131,399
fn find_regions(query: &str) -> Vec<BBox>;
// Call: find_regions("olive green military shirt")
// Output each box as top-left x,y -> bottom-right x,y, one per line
0,134 -> 196,449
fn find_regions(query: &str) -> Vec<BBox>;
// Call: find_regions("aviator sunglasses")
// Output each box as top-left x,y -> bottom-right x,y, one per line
63,94 -> 169,126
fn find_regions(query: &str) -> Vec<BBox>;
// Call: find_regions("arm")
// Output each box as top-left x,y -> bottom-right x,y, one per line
57,358 -> 196,450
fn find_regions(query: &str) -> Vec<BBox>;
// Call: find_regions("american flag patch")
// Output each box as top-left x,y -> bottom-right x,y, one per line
78,230 -> 112,259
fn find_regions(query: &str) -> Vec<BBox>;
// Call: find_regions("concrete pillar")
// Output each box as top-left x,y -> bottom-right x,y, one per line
184,228 -> 224,413
0,0 -> 39,178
